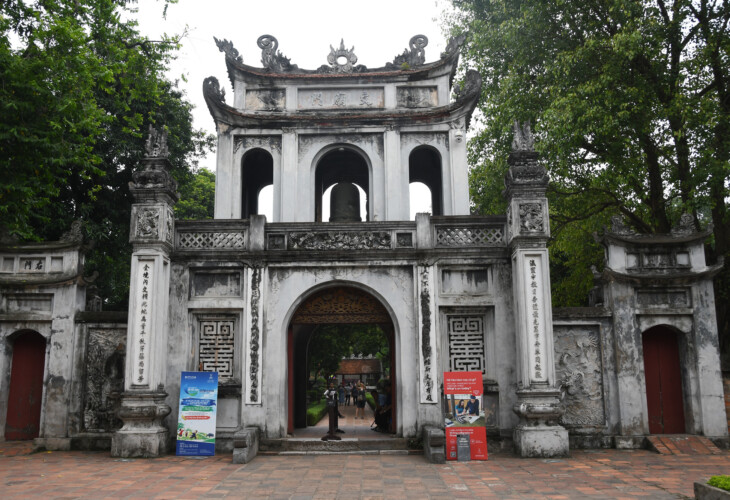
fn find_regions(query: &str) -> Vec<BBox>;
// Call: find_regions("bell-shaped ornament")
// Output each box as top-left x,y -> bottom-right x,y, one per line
329,183 -> 361,222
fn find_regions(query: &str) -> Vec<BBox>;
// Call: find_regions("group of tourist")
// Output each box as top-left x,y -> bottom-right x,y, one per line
336,380 -> 368,418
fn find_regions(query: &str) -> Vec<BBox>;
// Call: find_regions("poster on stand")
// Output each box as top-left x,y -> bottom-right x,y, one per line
443,371 -> 488,460
176,371 -> 218,456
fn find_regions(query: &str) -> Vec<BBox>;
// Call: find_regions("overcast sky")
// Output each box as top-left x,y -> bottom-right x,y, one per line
135,0 -> 450,160
134,0 -> 450,218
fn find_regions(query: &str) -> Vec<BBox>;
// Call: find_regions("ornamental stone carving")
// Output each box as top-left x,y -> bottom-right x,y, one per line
519,203 -> 544,233
136,208 -> 160,238
83,329 -> 126,432
441,33 -> 466,59
387,35 -> 428,69
214,36 -> 243,63
324,39 -> 361,74
203,76 -> 226,105
511,120 -> 535,153
287,231 -> 391,250
554,327 -> 605,426
258,34 -> 298,73
671,213 -> 696,236
609,215 -> 635,236
249,267 -> 261,402
420,266 -> 434,402
144,125 -> 169,159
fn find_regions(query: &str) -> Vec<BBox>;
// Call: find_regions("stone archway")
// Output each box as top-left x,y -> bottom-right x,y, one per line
5,330 -> 46,440
287,286 -> 396,434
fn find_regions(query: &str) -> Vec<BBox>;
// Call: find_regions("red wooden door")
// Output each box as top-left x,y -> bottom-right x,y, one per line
642,327 -> 685,434
5,331 -> 46,440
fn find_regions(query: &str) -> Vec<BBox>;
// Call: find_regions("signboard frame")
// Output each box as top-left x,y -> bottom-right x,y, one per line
443,371 -> 488,461
176,371 -> 219,456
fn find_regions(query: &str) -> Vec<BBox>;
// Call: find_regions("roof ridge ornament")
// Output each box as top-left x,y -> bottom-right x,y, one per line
671,213 -> 697,236
258,34 -> 298,73
441,33 -> 467,59
325,39 -> 361,73
387,34 -> 428,69
213,37 -> 242,64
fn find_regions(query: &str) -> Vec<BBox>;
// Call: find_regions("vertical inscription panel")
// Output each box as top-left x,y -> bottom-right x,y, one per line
131,258 -> 154,387
521,254 -> 548,384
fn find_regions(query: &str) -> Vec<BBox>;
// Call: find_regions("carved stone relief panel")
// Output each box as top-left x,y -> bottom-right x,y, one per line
288,231 -> 391,250
234,136 -> 282,154
518,203 -> 544,233
400,132 -> 448,149
291,287 -> 391,324
298,88 -> 384,109
190,271 -> 242,298
396,86 -> 437,108
83,328 -> 126,432
245,89 -> 286,111
554,325 -> 606,426
636,288 -> 690,308
135,207 -> 160,239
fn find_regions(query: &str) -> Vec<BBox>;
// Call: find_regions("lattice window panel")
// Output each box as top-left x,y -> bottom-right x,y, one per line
198,318 -> 235,381
447,315 -> 486,373
177,232 -> 246,250
436,226 -> 504,247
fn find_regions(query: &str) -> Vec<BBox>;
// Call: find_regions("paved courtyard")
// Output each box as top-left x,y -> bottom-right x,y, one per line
1,440 -> 728,499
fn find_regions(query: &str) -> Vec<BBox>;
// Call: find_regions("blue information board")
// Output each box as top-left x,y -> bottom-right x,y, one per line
176,371 -> 218,456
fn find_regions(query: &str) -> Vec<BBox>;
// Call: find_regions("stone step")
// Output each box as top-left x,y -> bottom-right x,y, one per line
260,437 -> 415,455
646,435 -> 723,455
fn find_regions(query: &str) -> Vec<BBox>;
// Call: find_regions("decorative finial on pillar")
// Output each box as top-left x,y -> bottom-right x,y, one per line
144,125 -> 169,159
511,120 -> 535,152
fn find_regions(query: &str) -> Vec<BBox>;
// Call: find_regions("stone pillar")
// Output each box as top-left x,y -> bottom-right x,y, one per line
448,118 -> 469,216
280,129 -> 299,222
505,122 -> 568,457
112,127 -> 177,458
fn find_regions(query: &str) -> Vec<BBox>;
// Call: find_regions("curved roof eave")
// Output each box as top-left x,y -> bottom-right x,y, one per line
203,70 -> 481,130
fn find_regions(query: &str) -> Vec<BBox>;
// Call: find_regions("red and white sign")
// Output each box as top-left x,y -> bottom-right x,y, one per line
443,371 -> 488,460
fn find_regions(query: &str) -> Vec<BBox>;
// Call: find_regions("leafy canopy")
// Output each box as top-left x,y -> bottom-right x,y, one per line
1,0 -> 214,307
445,0 -> 730,359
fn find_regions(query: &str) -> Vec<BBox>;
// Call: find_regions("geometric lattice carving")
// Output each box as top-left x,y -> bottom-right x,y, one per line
447,315 -> 486,373
291,287 -> 391,324
436,226 -> 504,247
178,232 -> 246,250
199,317 -> 235,382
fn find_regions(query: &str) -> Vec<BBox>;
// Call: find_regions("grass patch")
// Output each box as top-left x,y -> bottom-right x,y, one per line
708,475 -> 730,491
306,401 -> 328,426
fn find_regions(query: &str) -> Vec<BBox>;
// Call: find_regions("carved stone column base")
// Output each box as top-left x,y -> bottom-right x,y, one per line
514,425 -> 569,458
513,388 -> 568,458
111,391 -> 171,458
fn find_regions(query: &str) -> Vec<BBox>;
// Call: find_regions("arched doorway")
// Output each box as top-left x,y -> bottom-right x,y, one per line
287,286 -> 396,434
5,330 -> 46,440
642,326 -> 686,434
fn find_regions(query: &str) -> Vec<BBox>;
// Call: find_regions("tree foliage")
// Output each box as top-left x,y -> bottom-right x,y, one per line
308,325 -> 390,379
1,0 -> 214,307
176,168 -> 215,220
446,0 -> 730,362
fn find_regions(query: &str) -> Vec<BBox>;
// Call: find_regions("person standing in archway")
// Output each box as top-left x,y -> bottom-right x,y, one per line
354,380 -> 367,419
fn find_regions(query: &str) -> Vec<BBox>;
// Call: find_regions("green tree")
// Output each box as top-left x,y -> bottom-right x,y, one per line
446,0 -> 730,363
308,325 -> 389,379
176,168 -> 215,220
1,0 -> 214,308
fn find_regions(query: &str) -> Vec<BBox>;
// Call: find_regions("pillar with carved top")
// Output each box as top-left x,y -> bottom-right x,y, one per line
505,122 -> 568,457
111,127 -> 177,458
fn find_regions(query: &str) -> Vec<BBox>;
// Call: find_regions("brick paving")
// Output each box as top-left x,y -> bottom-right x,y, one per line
1,441 -> 728,499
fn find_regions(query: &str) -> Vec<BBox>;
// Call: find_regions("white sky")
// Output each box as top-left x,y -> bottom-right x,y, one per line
135,0 -> 447,218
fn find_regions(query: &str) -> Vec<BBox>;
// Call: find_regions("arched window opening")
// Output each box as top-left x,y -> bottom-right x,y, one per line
409,147 -> 442,216
409,182 -> 432,219
258,185 -> 274,221
241,148 -> 273,219
315,149 -> 369,222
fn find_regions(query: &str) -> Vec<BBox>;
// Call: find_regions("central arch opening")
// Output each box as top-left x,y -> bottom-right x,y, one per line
314,148 -> 370,222
287,286 -> 396,436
